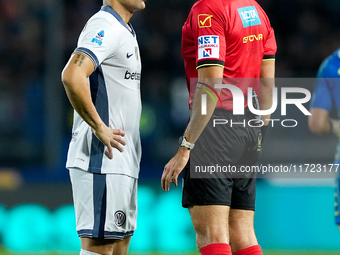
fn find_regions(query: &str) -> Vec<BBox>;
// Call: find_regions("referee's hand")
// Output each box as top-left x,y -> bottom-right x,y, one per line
161,147 -> 190,191
93,124 -> 126,159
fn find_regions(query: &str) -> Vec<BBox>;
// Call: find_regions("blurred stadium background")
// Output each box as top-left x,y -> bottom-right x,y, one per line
1,0 -> 340,254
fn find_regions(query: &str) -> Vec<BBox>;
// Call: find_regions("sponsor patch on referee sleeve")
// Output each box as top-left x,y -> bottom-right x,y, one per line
198,35 -> 220,60
237,6 -> 261,28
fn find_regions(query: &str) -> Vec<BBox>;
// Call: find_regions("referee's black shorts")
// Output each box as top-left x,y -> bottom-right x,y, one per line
182,108 -> 262,210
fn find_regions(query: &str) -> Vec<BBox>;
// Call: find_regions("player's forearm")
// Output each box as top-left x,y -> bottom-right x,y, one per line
309,118 -> 333,135
62,73 -> 104,131
316,119 -> 332,135
183,66 -> 223,144
308,108 -> 339,135
259,78 -> 275,125
183,87 -> 219,144
259,60 -> 275,125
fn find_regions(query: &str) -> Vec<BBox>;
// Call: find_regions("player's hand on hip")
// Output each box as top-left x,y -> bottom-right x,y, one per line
93,124 -> 126,159
161,147 -> 190,191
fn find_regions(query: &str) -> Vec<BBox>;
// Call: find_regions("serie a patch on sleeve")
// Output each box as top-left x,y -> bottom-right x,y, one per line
91,30 -> 105,46
197,35 -> 220,60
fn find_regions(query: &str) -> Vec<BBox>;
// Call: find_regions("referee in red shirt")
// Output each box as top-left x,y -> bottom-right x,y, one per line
161,0 -> 276,254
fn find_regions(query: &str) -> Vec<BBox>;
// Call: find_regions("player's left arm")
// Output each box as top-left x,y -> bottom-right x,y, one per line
259,22 -> 277,142
308,108 -> 331,134
259,60 -> 275,125
308,108 -> 340,135
161,66 -> 223,191
308,77 -> 340,135
161,3 -> 225,191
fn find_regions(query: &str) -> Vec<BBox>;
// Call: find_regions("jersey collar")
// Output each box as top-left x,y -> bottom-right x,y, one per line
101,5 -> 136,37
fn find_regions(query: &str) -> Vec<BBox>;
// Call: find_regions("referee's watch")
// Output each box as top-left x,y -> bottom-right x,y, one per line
179,136 -> 195,150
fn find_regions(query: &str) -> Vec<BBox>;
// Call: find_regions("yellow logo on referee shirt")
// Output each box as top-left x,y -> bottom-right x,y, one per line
257,133 -> 262,152
198,14 -> 213,28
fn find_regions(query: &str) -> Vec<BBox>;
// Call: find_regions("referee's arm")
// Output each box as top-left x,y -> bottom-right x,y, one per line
161,66 -> 223,191
183,66 -> 224,144
259,59 -> 275,126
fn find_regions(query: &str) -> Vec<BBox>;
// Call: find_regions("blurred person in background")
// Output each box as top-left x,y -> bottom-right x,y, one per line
161,0 -> 276,254
61,0 -> 145,254
308,47 -> 340,232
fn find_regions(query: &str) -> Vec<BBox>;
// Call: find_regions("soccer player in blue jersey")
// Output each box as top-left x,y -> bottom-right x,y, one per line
61,0 -> 145,254
309,48 -> 340,231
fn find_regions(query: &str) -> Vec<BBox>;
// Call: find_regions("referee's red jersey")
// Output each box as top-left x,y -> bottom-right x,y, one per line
182,0 -> 277,111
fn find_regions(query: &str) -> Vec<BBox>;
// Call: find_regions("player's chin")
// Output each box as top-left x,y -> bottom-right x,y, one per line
130,1 -> 145,13
131,3 -> 145,12
139,2 -> 146,10
137,1 -> 146,9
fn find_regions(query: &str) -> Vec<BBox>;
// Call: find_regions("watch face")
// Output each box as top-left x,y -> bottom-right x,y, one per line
178,136 -> 183,145
179,136 -> 184,146
179,136 -> 194,149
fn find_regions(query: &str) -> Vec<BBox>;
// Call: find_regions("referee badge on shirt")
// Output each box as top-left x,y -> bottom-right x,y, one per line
198,14 -> 212,28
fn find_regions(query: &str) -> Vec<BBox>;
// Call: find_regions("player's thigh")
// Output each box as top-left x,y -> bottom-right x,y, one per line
228,178 -> 257,251
230,177 -> 256,210
80,237 -> 131,255
112,237 -> 131,255
189,205 -> 230,242
105,173 -> 138,235
229,209 -> 257,252
81,237 -> 115,255
229,209 -> 255,233
69,168 -> 137,240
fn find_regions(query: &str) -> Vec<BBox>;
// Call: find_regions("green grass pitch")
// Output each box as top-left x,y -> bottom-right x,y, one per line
0,251 -> 340,255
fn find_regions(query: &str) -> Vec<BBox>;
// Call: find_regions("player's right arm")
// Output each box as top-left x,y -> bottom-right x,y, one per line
61,53 -> 126,159
309,103 -> 340,136
259,59 -> 275,126
308,108 -> 333,135
308,70 -> 340,136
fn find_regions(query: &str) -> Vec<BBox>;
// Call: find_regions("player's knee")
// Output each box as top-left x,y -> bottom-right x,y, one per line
229,221 -> 257,251
81,238 -> 115,255
195,233 -> 209,251
195,227 -> 228,251
80,248 -> 113,255
229,220 -> 254,237
230,216 -> 256,238
112,250 -> 128,255
112,237 -> 130,255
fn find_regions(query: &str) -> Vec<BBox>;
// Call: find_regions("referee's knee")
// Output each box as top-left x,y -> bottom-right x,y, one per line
195,230 -> 228,251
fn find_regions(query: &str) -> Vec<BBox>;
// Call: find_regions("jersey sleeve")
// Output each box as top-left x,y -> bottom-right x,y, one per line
74,16 -> 119,69
190,2 -> 226,69
263,27 -> 277,60
310,78 -> 333,112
